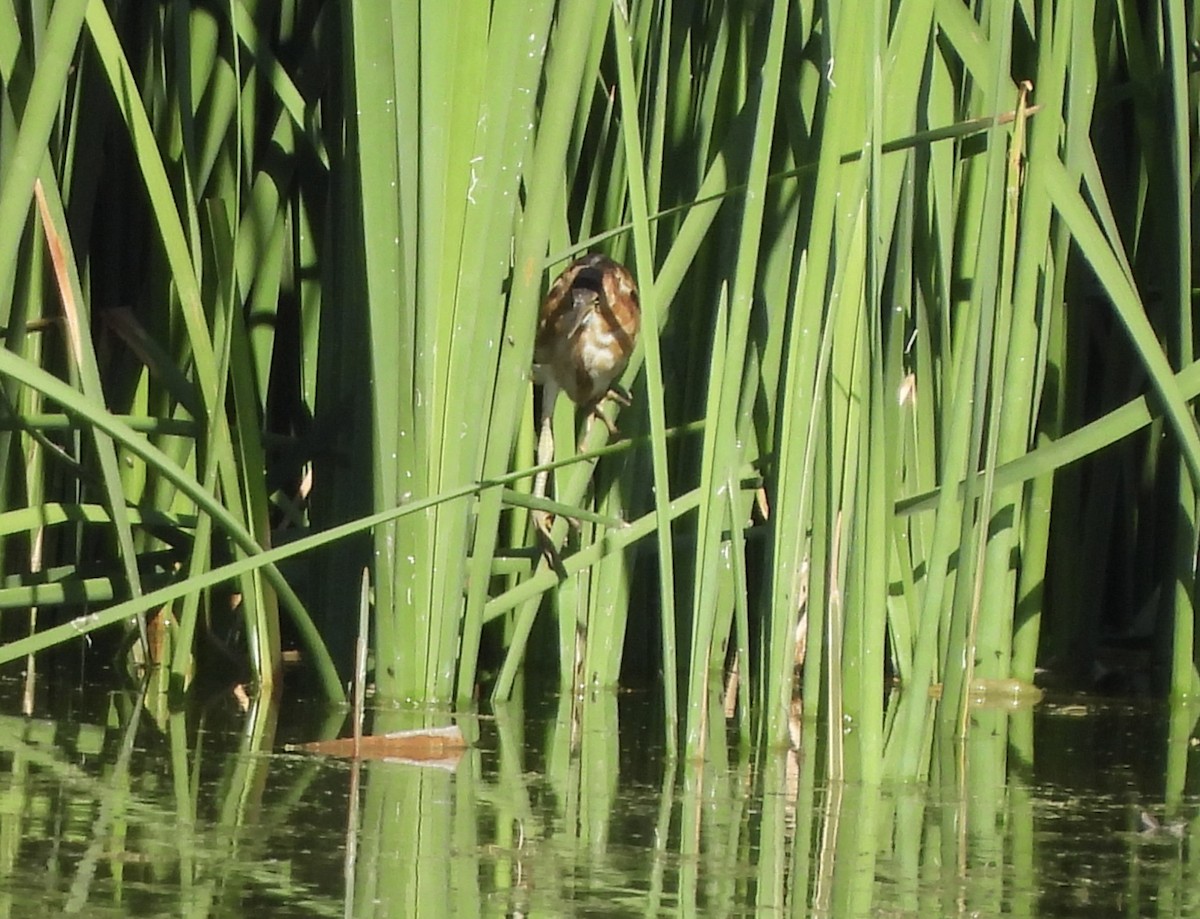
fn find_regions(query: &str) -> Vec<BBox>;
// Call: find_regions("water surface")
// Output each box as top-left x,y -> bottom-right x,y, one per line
0,676 -> 1194,917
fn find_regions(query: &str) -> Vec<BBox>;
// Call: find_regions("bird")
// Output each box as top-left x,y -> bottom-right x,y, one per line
530,253 -> 640,550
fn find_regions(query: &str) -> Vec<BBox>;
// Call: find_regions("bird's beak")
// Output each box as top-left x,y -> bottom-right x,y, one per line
566,291 -> 599,339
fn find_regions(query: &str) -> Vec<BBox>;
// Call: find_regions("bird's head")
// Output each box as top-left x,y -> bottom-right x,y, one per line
563,283 -> 602,340
571,285 -> 601,315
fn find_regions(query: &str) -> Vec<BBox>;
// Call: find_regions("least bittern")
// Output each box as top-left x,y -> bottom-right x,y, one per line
531,253 -> 640,549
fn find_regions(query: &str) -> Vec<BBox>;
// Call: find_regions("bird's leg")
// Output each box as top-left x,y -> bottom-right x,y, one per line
532,383 -> 579,576
581,384 -> 633,448
532,382 -> 558,546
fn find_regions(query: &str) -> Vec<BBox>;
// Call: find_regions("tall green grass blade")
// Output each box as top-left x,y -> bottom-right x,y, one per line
32,177 -> 146,642
610,0 -> 678,750
684,0 -> 787,758
1162,0 -> 1199,698
484,0 -> 606,703
0,0 -> 87,318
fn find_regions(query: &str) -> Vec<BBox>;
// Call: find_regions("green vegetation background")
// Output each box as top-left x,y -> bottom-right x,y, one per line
0,0 -> 1198,777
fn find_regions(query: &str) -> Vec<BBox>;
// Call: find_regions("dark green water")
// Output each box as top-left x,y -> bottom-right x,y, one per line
0,674 -> 1194,917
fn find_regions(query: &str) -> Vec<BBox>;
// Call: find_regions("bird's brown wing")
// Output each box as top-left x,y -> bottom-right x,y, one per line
596,258 -> 640,345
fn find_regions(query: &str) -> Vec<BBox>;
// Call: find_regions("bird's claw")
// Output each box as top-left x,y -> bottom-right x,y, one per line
585,385 -> 632,442
532,510 -> 570,576
606,384 -> 633,407
588,406 -> 622,441
532,509 -> 554,543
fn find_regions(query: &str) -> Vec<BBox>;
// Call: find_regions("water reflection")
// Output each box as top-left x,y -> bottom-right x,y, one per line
0,678 -> 1193,917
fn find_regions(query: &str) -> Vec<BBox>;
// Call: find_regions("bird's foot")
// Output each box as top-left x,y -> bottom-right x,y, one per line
532,510 -> 562,574
583,385 -> 633,443
605,384 -> 633,407
587,405 -> 622,441
532,509 -> 580,577
532,508 -> 554,544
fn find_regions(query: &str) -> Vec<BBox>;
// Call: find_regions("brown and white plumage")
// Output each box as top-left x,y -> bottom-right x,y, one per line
531,254 -> 640,547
